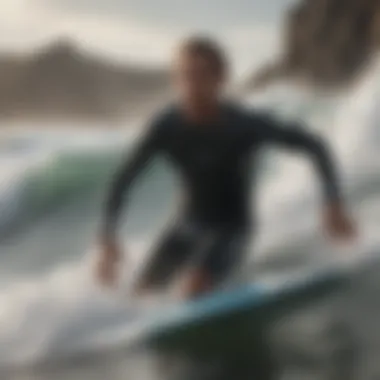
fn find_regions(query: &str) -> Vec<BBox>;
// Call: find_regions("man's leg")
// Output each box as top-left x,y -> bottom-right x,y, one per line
180,227 -> 249,298
134,220 -> 201,293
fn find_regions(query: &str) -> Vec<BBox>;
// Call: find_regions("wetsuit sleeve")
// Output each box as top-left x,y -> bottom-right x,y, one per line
102,119 -> 164,239
252,114 -> 342,204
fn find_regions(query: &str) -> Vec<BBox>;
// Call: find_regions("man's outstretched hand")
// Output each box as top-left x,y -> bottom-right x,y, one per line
323,202 -> 357,242
96,237 -> 122,287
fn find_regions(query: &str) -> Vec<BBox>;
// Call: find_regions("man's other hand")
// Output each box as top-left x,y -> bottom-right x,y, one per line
96,237 -> 122,287
324,202 -> 357,242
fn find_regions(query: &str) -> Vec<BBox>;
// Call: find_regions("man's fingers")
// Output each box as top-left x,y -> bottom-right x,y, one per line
332,219 -> 357,241
96,258 -> 115,287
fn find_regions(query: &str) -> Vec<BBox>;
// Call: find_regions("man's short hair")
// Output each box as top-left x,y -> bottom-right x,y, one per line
177,35 -> 229,77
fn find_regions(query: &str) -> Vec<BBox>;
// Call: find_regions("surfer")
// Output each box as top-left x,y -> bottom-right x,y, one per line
96,36 -> 356,298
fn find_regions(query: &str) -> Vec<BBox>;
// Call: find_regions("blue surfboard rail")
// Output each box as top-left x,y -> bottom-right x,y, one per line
142,267 -> 347,347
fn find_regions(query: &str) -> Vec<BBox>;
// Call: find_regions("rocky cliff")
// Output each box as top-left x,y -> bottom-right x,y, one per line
245,0 -> 380,92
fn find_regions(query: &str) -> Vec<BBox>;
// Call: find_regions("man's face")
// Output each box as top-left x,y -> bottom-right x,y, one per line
173,52 -> 225,106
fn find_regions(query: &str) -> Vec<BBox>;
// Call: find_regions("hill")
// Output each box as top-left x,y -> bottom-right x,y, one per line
0,39 -> 171,122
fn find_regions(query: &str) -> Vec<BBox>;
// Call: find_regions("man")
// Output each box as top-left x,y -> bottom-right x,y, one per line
96,36 -> 356,299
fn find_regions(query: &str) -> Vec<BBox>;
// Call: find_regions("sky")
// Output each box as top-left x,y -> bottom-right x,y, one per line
0,0 -> 297,73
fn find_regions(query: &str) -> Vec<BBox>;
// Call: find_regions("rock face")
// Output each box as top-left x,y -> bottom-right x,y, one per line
245,0 -> 380,92
0,39 -> 171,122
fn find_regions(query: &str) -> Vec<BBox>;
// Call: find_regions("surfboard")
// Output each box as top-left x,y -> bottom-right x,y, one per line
120,247 -> 378,359
135,267 -> 348,355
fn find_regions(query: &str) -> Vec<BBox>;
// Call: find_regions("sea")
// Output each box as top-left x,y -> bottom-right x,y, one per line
0,66 -> 380,380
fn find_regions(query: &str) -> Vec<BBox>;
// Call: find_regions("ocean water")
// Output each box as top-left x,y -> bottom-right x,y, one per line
0,67 -> 380,380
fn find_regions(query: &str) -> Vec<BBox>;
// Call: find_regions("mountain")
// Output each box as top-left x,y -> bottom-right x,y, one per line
0,39 -> 171,122
244,0 -> 380,92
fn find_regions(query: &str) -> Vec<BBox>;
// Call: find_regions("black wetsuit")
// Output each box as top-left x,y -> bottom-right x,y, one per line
102,103 -> 341,287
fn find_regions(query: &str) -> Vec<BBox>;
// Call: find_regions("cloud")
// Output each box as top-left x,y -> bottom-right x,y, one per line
0,0 -> 175,63
0,0 -> 285,70
46,0 -> 290,27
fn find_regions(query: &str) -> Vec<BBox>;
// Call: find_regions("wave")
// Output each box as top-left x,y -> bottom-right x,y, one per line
0,66 -> 380,372
0,135 -> 126,238
0,240 -> 151,369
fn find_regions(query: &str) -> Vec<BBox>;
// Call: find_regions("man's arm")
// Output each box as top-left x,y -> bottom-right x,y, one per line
96,120 -> 164,287
253,114 -> 341,203
102,123 -> 162,241
251,113 -> 356,240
